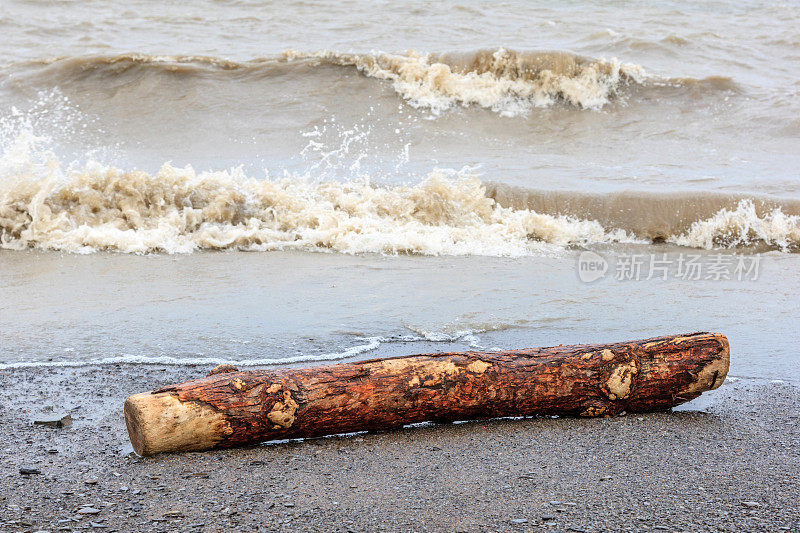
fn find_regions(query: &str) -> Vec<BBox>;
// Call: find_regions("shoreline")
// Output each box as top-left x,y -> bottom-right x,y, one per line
2,364 -> 799,531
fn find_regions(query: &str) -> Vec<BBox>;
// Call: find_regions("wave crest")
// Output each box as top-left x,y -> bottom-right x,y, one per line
672,200 -> 800,251
4,49 -> 740,116
284,48 -> 646,114
7,49 -> 650,116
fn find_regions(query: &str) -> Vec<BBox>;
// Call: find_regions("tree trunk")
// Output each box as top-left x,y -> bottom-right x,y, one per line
124,332 -> 729,456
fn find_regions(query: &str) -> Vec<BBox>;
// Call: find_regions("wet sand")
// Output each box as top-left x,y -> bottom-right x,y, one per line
2,365 -> 798,532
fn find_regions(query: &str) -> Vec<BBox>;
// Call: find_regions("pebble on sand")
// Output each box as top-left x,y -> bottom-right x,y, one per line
33,414 -> 72,428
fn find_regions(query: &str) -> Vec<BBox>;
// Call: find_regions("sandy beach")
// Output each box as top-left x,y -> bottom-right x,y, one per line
2,365 -> 798,532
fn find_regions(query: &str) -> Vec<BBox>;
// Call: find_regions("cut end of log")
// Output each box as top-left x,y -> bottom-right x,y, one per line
699,334 -> 730,391
124,391 -> 229,456
677,333 -> 730,399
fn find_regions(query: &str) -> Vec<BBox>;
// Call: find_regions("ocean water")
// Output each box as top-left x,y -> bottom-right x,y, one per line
0,1 -> 798,382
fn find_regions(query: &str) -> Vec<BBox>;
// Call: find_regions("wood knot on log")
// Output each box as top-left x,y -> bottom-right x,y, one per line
602,359 -> 639,400
267,389 -> 299,429
466,360 -> 491,374
207,364 -> 239,376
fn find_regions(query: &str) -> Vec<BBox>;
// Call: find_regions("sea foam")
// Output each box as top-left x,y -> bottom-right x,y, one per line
0,137 -> 635,256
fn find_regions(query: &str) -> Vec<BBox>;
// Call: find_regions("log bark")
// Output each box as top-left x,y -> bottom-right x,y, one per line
124,332 -> 729,456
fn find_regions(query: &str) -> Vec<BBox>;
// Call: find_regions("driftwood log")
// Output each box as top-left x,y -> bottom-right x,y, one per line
125,332 -> 729,456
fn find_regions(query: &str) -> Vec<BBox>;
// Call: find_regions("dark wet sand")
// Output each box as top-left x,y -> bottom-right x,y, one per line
2,366 -> 798,532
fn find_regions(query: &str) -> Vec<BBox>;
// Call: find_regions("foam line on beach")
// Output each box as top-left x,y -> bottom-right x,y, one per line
0,338 -> 384,370
0,328 -> 509,370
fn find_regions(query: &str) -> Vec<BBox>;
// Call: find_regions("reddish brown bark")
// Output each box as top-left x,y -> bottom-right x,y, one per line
124,332 -> 729,456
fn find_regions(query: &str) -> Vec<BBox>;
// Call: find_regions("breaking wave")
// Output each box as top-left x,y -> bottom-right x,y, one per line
672,200 -> 800,250
2,160 -> 798,255
2,49 -> 733,117
0,136 -> 635,256
488,184 -> 800,252
282,49 -> 646,114
1,135 -> 797,256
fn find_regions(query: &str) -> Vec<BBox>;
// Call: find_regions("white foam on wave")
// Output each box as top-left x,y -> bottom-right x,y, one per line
284,48 -> 646,115
0,135 -> 635,256
407,329 -> 484,349
671,199 -> 800,251
402,319 -> 529,350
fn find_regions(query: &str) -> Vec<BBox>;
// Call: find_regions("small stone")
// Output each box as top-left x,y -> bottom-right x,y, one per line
283,502 -> 295,508
84,478 -> 98,485
510,518 -> 528,524
541,515 -> 555,521
34,414 -> 72,428
90,523 -> 107,529
548,501 -> 561,506
19,467 -> 41,475
742,501 -> 761,508
77,507 -> 101,515
163,511 -> 184,518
